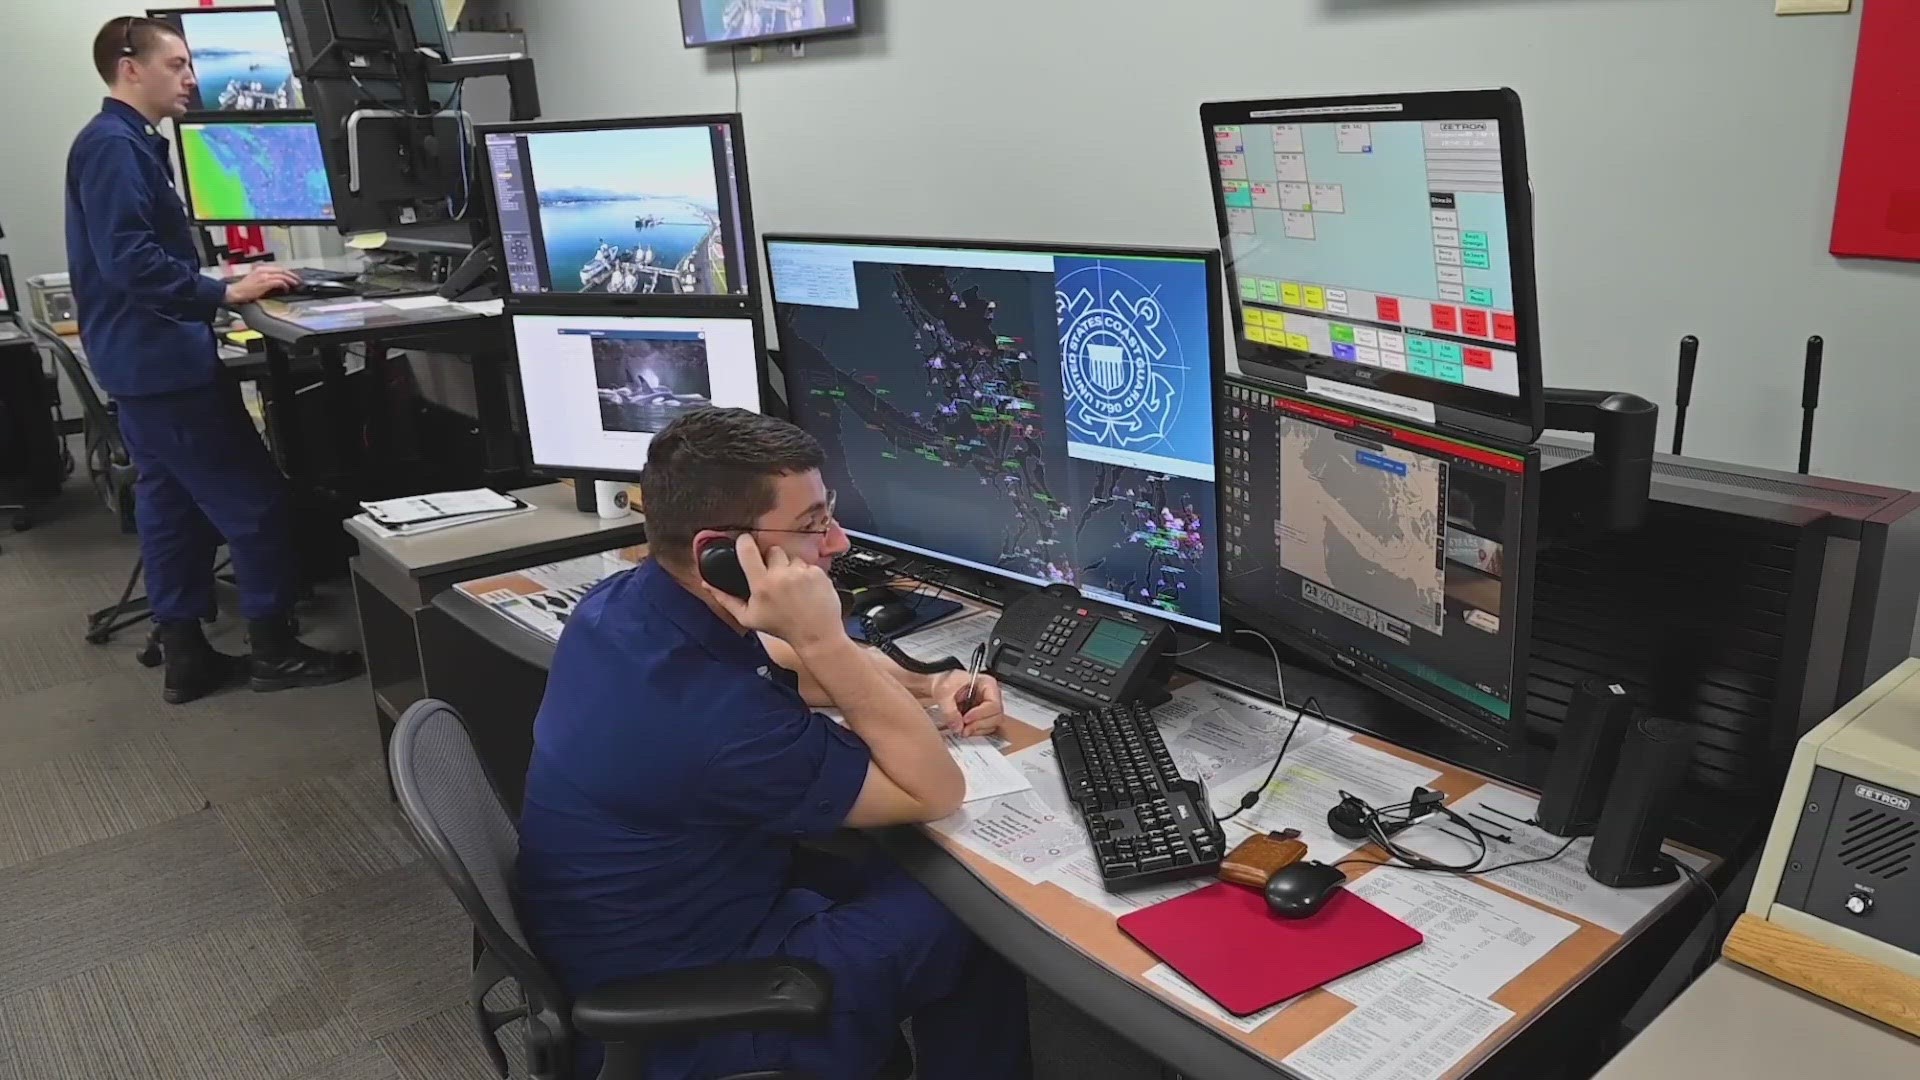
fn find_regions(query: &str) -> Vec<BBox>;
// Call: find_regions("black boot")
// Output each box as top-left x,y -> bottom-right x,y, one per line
247,614 -> 364,692
158,620 -> 246,705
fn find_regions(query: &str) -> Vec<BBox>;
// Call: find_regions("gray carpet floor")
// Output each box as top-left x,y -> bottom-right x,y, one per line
0,479 -> 1157,1080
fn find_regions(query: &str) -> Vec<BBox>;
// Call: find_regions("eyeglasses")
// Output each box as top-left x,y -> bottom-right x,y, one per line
709,490 -> 839,537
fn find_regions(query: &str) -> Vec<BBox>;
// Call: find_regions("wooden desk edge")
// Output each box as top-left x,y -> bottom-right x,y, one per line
1723,914 -> 1920,1037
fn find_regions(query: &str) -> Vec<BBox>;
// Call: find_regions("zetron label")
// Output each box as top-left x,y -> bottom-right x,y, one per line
1855,783 -> 1913,812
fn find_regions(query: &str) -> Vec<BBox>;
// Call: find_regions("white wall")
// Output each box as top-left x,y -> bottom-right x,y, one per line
504,0 -> 1920,486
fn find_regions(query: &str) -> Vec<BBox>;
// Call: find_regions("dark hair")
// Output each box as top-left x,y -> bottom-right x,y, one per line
93,16 -> 183,85
639,408 -> 825,569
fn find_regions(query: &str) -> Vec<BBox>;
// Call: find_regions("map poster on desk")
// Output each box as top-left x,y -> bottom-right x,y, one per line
453,547 -> 647,644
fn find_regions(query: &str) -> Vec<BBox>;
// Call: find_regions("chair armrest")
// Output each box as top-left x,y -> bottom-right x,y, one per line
572,958 -> 832,1044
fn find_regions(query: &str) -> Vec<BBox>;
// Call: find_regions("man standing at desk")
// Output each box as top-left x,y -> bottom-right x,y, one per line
519,408 -> 1031,1079
65,17 -> 361,703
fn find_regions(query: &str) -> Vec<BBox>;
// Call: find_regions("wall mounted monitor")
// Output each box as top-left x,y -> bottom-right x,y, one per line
176,116 -> 335,226
481,115 -> 756,305
147,5 -> 302,112
1202,89 -> 1545,444
1217,376 -> 1539,747
510,311 -> 770,480
679,0 -> 859,49
768,234 -> 1226,633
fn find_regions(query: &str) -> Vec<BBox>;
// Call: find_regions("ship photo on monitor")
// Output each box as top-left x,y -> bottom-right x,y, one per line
527,126 -> 728,296
151,7 -> 302,112
592,330 -> 714,434
681,0 -> 859,48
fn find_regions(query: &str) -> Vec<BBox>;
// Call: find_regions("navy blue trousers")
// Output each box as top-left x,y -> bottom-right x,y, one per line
115,380 -> 294,624
584,850 -> 1032,1080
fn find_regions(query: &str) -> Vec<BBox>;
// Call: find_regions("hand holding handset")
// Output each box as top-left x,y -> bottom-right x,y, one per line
696,533 -> 845,649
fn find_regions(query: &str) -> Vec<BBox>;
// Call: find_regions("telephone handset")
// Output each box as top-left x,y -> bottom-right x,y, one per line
986,586 -> 1177,712
697,537 -> 752,600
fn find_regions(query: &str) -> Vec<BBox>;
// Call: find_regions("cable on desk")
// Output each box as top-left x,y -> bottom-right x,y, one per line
1215,630 -> 1308,823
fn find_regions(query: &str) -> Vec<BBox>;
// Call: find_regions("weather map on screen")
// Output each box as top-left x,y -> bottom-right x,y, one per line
179,121 -> 333,223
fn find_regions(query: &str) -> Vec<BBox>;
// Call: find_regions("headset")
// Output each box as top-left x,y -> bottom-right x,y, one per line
119,15 -> 141,59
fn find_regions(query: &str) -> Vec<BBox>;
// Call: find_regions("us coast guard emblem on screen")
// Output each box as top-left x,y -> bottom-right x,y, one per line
1056,264 -> 1183,452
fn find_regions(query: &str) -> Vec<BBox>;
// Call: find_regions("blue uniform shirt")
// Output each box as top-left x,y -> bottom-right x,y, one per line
65,99 -> 228,399
518,559 -> 873,999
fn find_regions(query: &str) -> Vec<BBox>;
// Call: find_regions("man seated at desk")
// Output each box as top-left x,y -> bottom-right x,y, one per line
518,408 -> 1032,1079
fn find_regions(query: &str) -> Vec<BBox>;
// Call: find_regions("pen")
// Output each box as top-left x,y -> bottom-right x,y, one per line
960,643 -> 987,713
1481,805 -> 1537,829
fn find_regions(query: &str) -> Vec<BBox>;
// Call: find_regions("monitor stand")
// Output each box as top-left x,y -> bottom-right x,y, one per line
1539,388 -> 1657,536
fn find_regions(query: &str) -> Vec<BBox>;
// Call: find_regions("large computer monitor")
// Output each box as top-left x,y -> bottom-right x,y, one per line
1217,375 -> 1538,746
679,0 -> 860,49
482,115 -> 756,303
176,117 -> 335,226
768,235 -> 1226,633
1202,90 -> 1544,445
510,312 -> 769,479
147,5 -> 302,112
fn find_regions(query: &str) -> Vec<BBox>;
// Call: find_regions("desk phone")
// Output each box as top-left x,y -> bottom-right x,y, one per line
985,587 -> 1177,712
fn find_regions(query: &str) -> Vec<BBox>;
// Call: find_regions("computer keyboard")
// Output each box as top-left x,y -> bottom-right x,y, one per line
1052,701 -> 1227,891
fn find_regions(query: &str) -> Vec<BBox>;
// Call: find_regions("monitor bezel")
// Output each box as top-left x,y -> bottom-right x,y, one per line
765,231 -> 1231,637
145,5 -> 301,117
172,114 -> 338,227
476,113 -> 761,315
1200,88 -> 1546,446
678,0 -> 860,50
507,307 -> 776,483
1217,373 -> 1539,750
0,254 -> 17,319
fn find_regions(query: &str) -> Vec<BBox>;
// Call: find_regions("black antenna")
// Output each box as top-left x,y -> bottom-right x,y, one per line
1670,335 -> 1699,456
1798,335 -> 1824,475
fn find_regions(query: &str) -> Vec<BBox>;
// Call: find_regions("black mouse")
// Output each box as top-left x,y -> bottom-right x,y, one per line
1265,860 -> 1349,920
846,586 -> 916,637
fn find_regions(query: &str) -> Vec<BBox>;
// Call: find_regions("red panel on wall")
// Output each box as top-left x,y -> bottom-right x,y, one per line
1830,3 -> 1920,261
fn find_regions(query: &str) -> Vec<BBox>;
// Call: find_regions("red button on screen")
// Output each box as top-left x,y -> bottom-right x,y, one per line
1431,305 -> 1458,332
1461,309 -> 1489,337
1492,313 -> 1517,343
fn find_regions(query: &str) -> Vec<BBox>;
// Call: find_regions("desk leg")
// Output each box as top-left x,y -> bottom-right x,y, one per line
262,340 -> 303,479
318,345 -> 357,484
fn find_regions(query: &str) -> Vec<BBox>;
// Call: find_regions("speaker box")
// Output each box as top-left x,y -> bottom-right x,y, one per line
1537,678 -> 1637,837
1586,716 -> 1699,887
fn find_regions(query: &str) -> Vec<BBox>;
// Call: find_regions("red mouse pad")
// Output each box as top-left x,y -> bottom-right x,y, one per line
1117,881 -> 1423,1016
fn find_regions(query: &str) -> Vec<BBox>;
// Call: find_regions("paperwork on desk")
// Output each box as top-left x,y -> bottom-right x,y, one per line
1283,972 -> 1512,1080
1324,872 -> 1575,1007
1143,964 -> 1294,1034
929,740 -> 1078,878
455,549 -> 643,643
893,612 -> 1062,730
362,488 -> 523,526
1394,785 -> 1708,934
383,294 -> 456,312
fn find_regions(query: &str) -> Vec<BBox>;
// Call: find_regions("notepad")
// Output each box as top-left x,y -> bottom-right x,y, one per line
1117,881 -> 1423,1016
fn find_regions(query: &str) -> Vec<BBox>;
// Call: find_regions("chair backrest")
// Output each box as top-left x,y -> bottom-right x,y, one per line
28,319 -> 133,524
389,700 -> 572,1032
27,319 -> 116,440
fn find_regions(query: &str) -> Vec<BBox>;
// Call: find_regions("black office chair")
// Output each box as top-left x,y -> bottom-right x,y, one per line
390,698 -> 851,1080
31,320 -> 231,658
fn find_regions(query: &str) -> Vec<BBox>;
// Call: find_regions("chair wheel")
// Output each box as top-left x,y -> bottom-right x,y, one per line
85,628 -> 110,645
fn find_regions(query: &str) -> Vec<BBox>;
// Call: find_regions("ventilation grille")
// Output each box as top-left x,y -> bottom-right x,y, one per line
1839,809 -> 1915,880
